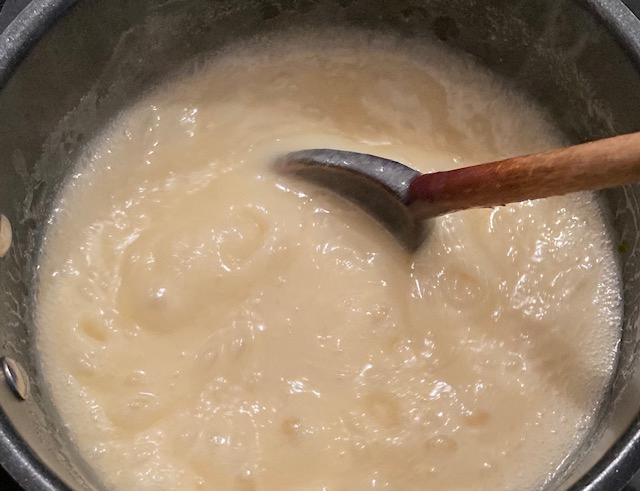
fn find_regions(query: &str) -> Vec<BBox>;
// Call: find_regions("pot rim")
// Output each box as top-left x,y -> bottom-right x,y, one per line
0,1 -> 639,490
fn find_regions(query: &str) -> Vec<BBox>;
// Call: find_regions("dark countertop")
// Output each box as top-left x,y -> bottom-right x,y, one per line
0,463 -> 19,490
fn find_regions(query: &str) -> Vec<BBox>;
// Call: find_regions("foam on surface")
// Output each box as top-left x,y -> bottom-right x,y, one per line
37,31 -> 621,491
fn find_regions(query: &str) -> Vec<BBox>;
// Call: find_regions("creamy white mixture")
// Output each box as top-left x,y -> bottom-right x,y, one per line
37,32 -> 621,491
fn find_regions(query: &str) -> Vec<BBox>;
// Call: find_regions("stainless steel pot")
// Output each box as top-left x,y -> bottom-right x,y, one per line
0,1 -> 639,490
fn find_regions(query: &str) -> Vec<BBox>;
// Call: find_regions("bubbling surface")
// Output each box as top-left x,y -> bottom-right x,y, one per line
37,32 -> 621,491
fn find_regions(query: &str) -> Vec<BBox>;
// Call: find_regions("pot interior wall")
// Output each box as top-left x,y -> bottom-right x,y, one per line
0,0 -> 639,490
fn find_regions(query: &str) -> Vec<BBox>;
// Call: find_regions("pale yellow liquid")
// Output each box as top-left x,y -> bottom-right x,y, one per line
37,32 -> 621,491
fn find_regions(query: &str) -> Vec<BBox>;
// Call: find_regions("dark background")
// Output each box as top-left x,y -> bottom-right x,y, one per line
625,0 -> 640,15
0,0 -> 639,489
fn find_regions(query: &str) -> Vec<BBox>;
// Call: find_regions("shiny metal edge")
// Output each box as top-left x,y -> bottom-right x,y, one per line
0,0 -> 77,87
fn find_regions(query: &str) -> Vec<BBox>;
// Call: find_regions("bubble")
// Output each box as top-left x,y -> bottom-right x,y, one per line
441,266 -> 488,309
78,315 -> 109,342
362,392 -> 402,428
281,417 -> 302,439
105,391 -> 162,432
424,435 -> 459,457
463,410 -> 491,429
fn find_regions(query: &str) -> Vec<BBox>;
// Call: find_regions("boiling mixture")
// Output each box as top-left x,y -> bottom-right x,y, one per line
36,32 -> 622,491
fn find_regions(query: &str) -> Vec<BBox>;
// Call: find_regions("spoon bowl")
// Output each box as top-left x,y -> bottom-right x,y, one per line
275,149 -> 424,250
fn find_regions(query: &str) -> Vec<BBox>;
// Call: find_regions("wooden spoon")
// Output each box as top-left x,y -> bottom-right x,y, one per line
276,132 -> 640,250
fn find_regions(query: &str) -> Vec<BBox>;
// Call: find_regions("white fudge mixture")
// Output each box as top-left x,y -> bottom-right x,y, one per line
36,32 -> 621,491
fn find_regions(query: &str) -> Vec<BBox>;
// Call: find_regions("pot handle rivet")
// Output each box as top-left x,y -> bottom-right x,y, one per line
1,356 -> 29,401
0,215 -> 12,258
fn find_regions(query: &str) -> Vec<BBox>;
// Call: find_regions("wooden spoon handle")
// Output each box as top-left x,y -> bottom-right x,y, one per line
408,132 -> 640,218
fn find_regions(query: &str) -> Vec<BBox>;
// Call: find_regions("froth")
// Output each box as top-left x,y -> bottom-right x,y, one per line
37,29 -> 621,491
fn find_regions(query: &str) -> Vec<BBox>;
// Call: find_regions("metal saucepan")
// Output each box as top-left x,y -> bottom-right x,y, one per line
0,1 -> 639,490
